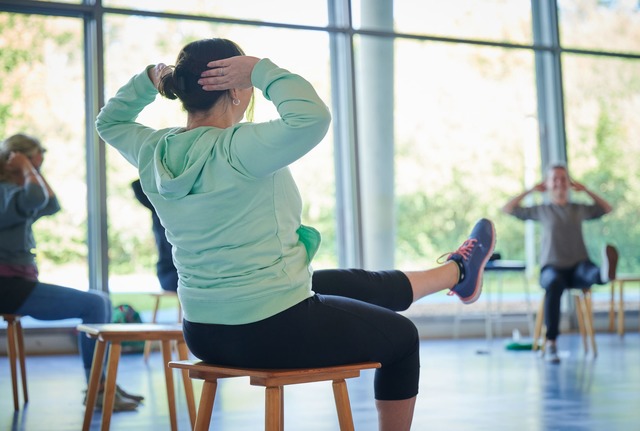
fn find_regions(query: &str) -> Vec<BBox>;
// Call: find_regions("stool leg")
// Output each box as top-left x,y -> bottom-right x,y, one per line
101,341 -> 122,431
584,291 -> 598,357
533,299 -> 545,351
82,339 -> 107,431
574,295 -> 588,354
143,296 -> 162,362
618,281 -> 625,337
523,273 -> 535,337
265,386 -> 284,431
332,379 -> 355,431
194,380 -> 218,431
609,281 -> 616,332
15,320 -> 28,404
177,340 -> 196,428
161,339 -> 179,431
7,320 -> 19,411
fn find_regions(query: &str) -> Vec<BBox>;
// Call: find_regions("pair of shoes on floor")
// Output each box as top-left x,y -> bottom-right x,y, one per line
600,244 -> 618,283
445,218 -> 496,304
83,385 -> 144,412
543,343 -> 561,364
116,384 -> 144,403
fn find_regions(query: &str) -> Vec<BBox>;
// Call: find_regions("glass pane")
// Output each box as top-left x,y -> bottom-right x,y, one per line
0,13 -> 88,289
354,35 -> 538,269
103,16 -> 336,291
28,0 -> 80,3
563,53 -> 640,273
558,0 -> 640,54
103,0 -> 328,27
353,0 -> 533,44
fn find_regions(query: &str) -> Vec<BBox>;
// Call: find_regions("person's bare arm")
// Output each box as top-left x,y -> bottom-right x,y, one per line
502,181 -> 545,214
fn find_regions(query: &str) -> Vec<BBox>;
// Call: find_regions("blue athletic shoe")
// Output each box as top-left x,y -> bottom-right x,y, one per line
446,218 -> 496,304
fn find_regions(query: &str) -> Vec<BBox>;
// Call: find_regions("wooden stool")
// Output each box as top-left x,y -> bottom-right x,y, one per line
143,291 -> 182,362
608,275 -> 640,336
533,289 -> 597,356
168,360 -> 381,431
77,323 -> 196,431
1,314 -> 28,411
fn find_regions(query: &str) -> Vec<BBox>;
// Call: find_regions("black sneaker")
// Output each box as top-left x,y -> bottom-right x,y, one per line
446,218 -> 496,304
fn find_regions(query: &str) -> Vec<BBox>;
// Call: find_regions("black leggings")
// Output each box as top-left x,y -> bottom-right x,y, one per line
183,269 -> 418,401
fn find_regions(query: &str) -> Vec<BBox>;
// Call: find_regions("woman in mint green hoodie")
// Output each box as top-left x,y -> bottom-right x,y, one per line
97,38 -> 496,430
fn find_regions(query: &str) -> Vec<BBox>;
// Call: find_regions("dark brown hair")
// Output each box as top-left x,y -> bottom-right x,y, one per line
158,38 -> 245,113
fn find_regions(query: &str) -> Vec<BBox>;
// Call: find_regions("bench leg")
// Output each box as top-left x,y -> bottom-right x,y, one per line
162,340 -> 179,431
195,380 -> 218,431
575,295 -> 588,353
82,339 -> 107,431
143,296 -> 162,362
584,292 -> 598,357
15,320 -> 28,404
532,299 -> 545,351
265,386 -> 284,431
333,379 -> 355,431
177,340 -> 197,428
101,341 -> 122,431
7,320 -> 19,411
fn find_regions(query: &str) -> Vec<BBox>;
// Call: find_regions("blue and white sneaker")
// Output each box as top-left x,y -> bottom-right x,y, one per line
446,218 -> 496,304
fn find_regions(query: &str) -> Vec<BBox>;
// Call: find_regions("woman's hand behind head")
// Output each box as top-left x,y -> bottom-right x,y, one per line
198,56 -> 260,91
148,63 -> 173,90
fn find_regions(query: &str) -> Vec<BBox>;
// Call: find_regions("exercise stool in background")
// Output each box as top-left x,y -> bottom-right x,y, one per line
77,323 -> 196,431
533,289 -> 597,357
169,360 -> 381,431
1,314 -> 28,411
608,274 -> 640,336
143,291 -> 182,362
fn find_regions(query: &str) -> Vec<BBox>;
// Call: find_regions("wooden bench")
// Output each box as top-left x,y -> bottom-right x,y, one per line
168,360 -> 381,431
77,323 -> 195,431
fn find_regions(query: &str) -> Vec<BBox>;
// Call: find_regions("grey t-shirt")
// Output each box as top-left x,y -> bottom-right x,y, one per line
511,203 -> 606,268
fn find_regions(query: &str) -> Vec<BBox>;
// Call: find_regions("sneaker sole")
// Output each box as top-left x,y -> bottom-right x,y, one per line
459,219 -> 496,305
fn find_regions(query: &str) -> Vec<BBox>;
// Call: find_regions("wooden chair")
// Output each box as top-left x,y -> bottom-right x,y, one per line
77,323 -> 196,431
533,289 -> 597,356
1,314 -> 28,411
143,291 -> 182,362
168,360 -> 381,431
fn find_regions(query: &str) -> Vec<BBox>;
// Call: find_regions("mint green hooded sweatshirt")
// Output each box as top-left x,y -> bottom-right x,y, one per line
96,59 -> 331,324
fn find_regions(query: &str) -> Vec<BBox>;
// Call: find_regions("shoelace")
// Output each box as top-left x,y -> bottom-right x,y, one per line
436,238 -> 477,264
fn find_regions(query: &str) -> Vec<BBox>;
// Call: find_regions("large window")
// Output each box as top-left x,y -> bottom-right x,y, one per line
562,55 -> 640,273
0,12 -> 88,290
2,0 -> 640,301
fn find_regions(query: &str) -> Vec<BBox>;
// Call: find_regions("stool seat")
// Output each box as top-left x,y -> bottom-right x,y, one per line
169,360 -> 381,431
1,314 -> 28,411
77,323 -> 195,431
